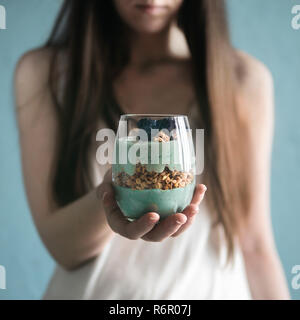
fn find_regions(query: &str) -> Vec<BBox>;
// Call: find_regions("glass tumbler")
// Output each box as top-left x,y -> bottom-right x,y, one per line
112,114 -> 196,220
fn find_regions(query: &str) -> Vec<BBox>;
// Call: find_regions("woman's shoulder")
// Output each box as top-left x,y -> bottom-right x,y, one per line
15,46 -> 67,110
14,47 -> 62,135
234,50 -> 274,129
14,48 -> 54,107
15,47 -> 54,87
236,50 -> 273,95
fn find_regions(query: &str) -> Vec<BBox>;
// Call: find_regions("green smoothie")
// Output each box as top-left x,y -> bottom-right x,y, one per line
114,180 -> 195,220
112,136 -> 195,219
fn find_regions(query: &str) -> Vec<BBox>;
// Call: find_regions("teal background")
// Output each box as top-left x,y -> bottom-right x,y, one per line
0,0 -> 299,299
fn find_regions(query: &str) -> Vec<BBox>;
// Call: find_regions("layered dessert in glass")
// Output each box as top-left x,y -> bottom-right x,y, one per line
112,115 -> 196,220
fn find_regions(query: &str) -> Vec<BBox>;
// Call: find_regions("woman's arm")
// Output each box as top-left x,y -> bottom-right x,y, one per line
14,49 -> 116,270
236,52 -> 290,299
15,49 -> 206,270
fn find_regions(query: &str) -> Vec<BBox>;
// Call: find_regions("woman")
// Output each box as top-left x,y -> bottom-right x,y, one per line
15,0 -> 290,299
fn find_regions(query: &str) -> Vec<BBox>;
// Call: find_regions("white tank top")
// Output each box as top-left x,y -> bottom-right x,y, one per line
43,206 -> 251,299
43,105 -> 252,300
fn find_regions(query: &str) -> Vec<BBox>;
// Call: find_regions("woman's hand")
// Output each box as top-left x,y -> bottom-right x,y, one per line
98,169 -> 207,242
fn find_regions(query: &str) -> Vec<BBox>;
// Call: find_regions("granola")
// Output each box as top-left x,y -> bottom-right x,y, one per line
153,130 -> 170,142
114,163 -> 194,190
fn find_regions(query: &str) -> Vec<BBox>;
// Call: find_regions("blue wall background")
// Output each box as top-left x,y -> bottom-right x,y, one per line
0,0 -> 299,299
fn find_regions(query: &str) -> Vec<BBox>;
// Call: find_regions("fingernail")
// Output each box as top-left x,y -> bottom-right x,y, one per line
149,214 -> 159,222
203,185 -> 207,192
176,219 -> 185,225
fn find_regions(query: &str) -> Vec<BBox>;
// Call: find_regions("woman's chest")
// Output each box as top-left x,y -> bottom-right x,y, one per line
113,62 -> 195,115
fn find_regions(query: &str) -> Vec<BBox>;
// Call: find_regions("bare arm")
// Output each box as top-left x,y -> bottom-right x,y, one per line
15,49 -> 115,269
15,49 -> 206,270
236,52 -> 290,299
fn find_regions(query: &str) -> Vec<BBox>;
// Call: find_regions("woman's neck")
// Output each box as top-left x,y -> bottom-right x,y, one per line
128,22 -> 190,70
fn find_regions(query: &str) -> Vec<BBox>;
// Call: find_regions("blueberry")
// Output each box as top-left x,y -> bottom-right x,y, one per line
136,117 -> 177,139
137,118 -> 157,139
156,118 -> 176,132
137,118 -> 155,129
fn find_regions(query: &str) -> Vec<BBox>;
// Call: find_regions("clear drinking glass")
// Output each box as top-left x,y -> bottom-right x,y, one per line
112,114 -> 196,220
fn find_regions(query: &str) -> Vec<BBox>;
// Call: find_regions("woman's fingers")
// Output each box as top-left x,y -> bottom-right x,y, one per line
171,184 -> 207,237
142,184 -> 206,241
102,191 -> 159,239
102,167 -> 112,184
170,204 -> 198,237
190,184 -> 207,206
102,183 -> 207,242
141,213 -> 187,242
103,191 -> 127,233
123,212 -> 160,239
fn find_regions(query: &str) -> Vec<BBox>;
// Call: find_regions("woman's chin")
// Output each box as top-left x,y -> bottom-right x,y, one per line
128,21 -> 171,35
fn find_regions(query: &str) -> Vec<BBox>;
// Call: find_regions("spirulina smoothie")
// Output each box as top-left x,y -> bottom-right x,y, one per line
114,182 -> 195,220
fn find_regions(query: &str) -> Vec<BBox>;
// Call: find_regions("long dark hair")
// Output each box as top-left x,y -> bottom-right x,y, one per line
45,0 -> 251,260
